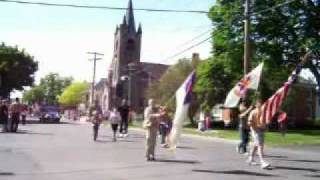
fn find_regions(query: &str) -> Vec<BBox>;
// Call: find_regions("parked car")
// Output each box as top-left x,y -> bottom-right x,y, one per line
40,105 -> 60,123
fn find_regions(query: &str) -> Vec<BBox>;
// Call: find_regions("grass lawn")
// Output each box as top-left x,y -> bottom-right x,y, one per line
184,128 -> 320,146
131,120 -> 320,146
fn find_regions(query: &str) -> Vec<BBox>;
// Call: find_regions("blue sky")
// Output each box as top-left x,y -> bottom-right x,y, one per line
0,0 -> 215,87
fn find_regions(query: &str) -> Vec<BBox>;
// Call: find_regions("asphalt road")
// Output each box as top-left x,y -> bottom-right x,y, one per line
0,118 -> 320,180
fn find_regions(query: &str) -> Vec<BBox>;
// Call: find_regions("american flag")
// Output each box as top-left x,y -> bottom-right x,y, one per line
260,64 -> 302,124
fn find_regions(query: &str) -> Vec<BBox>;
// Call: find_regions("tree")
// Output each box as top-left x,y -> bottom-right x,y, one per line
205,0 -> 320,103
23,73 -> 73,105
147,58 -> 199,124
22,86 -> 45,104
147,59 -> 194,107
58,82 -> 89,106
194,58 -> 235,109
39,73 -> 73,105
0,43 -> 38,97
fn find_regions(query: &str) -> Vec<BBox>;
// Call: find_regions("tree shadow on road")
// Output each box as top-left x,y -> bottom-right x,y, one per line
304,174 -> 320,178
14,130 -> 53,136
95,139 -> 112,143
0,172 -> 15,176
26,120 -> 78,125
155,159 -> 200,164
265,155 -> 288,159
176,146 -> 197,150
283,159 -> 320,163
273,165 -> 320,173
192,169 -> 280,177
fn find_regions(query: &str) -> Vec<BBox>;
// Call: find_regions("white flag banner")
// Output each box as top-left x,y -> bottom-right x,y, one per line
224,63 -> 264,108
168,72 -> 196,150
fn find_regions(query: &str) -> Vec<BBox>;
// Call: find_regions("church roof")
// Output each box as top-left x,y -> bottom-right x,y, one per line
138,62 -> 169,81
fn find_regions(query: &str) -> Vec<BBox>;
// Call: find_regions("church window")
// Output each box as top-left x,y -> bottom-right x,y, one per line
127,39 -> 135,50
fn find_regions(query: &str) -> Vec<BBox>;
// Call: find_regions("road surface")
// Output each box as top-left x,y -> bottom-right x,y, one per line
0,119 -> 320,180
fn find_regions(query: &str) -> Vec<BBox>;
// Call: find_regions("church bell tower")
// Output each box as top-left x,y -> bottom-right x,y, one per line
110,0 -> 142,108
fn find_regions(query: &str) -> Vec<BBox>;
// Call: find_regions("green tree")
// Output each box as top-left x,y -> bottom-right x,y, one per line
147,59 -> 194,106
58,82 -> 89,106
147,58 -> 199,124
0,43 -> 38,97
194,58 -> 235,109
39,73 -> 73,105
204,0 -> 320,104
22,86 -> 45,104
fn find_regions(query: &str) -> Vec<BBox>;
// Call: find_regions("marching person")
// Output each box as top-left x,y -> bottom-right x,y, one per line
118,99 -> 130,137
237,100 -> 253,154
0,100 -> 9,132
247,99 -> 271,169
10,98 -> 22,132
109,107 -> 121,142
92,109 -> 103,141
143,99 -> 162,161
21,104 -> 28,125
158,106 -> 172,148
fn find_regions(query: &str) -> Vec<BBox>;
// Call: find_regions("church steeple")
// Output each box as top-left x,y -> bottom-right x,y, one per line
126,0 -> 136,33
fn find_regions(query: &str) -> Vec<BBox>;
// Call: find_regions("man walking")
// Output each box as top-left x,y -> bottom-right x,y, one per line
247,99 -> 271,169
143,99 -> 162,161
0,100 -> 9,132
10,98 -> 22,132
237,100 -> 253,154
118,99 -> 130,137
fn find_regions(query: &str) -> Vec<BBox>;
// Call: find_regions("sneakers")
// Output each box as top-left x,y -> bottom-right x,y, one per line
246,159 -> 258,166
261,161 -> 271,169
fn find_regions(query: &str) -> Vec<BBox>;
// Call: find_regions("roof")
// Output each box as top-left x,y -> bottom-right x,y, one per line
138,62 -> 169,81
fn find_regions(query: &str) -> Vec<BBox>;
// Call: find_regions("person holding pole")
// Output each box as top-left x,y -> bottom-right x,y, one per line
247,99 -> 271,169
237,99 -> 253,154
143,99 -> 163,161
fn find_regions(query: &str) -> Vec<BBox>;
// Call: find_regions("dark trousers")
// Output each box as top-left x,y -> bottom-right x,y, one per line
238,127 -> 250,153
21,115 -> 26,125
159,124 -> 169,144
120,118 -> 128,134
93,123 -> 100,141
11,113 -> 20,132
111,124 -> 118,141
1,118 -> 8,132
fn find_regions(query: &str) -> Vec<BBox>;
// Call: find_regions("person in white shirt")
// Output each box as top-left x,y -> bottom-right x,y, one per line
109,108 -> 121,142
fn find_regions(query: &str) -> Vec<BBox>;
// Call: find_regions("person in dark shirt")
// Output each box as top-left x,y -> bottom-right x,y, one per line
0,100 -> 9,132
118,99 -> 130,137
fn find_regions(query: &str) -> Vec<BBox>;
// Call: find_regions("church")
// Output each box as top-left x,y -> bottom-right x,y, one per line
98,0 -> 169,112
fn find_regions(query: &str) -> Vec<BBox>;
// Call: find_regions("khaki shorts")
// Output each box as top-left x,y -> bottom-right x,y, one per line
251,128 -> 265,145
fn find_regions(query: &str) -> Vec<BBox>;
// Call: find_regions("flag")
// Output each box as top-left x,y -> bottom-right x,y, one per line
260,64 -> 302,124
224,63 -> 264,108
168,71 -> 196,149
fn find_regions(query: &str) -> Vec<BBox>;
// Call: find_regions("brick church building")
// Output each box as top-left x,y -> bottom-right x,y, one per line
106,0 -> 169,112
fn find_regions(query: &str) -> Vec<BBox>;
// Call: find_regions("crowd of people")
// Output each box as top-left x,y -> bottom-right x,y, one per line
89,99 -> 172,161
2,96 -> 274,169
0,98 -> 28,133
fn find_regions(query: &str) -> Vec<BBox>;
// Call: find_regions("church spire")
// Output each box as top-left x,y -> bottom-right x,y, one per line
126,0 -> 136,33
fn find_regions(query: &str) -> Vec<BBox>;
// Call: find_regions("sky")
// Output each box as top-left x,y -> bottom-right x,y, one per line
0,0 -> 215,87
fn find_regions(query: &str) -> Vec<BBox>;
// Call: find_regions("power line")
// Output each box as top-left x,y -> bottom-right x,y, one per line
165,36 -> 211,61
176,28 -> 212,48
0,0 -> 209,14
251,0 -> 299,16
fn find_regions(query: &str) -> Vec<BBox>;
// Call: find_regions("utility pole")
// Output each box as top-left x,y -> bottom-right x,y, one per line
87,52 -> 104,106
244,0 -> 251,75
